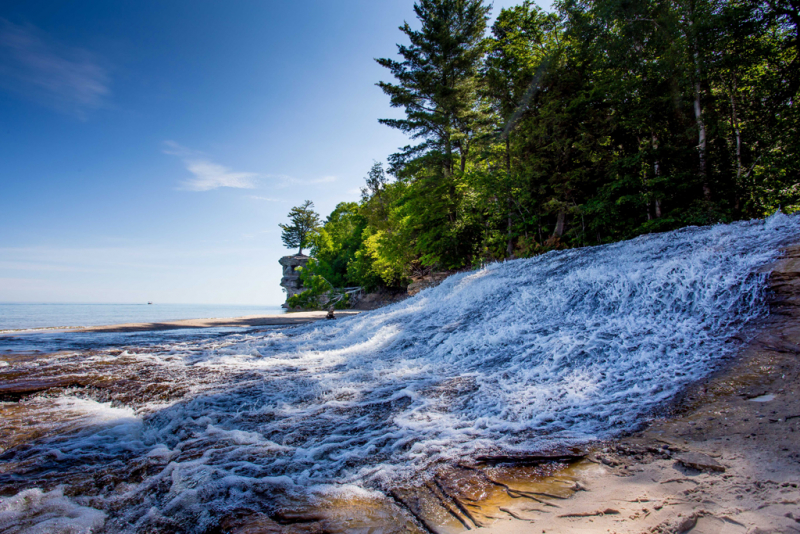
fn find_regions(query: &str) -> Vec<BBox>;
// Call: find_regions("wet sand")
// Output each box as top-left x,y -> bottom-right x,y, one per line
7,310 -> 362,334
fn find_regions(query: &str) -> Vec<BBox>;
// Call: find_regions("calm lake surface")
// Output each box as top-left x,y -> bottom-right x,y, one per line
0,303 -> 285,331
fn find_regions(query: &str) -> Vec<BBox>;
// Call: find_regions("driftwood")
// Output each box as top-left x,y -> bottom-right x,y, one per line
558,508 -> 619,518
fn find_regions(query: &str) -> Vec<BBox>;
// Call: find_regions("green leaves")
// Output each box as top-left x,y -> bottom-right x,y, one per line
279,200 -> 321,255
297,0 -> 799,300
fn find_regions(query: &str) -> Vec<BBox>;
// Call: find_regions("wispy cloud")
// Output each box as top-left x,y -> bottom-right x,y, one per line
181,161 -> 259,191
248,195 -> 286,202
0,19 -> 110,118
162,140 -> 201,158
163,141 -> 335,191
163,141 -> 259,191
272,174 -> 338,188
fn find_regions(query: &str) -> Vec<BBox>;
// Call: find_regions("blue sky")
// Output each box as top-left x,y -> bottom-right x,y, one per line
0,0 -> 551,306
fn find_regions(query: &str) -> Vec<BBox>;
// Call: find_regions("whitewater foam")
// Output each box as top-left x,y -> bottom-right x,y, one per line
0,488 -> 106,534
3,214 -> 800,532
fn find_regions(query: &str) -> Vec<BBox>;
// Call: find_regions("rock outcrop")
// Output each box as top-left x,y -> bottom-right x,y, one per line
279,253 -> 309,308
407,272 -> 451,296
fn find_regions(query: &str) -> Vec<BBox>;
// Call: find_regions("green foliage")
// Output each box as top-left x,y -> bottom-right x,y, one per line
286,261 -> 352,310
294,0 -> 799,299
308,202 -> 367,287
279,200 -> 320,255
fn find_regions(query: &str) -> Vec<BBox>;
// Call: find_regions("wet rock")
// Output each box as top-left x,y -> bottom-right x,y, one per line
0,377 -> 92,401
676,514 -> 698,533
676,452 -> 726,472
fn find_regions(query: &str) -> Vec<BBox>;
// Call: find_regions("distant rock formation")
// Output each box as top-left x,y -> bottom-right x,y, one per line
279,253 -> 309,308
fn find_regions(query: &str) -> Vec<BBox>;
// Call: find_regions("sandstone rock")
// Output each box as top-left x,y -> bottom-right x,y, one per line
279,254 -> 309,308
407,272 -> 450,296
676,452 -> 726,472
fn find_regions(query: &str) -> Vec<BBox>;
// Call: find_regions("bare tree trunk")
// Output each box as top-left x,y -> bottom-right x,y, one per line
729,80 -> 743,210
554,210 -> 566,238
694,74 -> 710,200
689,12 -> 711,201
653,134 -> 662,218
505,136 -> 513,257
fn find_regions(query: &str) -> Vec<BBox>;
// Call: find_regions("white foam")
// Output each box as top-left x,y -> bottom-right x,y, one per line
0,488 -> 105,534
52,397 -> 138,424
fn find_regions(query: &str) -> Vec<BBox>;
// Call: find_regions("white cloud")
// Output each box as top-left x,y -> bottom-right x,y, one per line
163,141 -> 259,191
0,19 -> 110,118
161,140 -> 200,157
162,141 -> 335,192
181,160 -> 259,191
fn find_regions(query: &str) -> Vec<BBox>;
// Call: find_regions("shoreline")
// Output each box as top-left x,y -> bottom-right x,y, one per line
0,310 -> 361,335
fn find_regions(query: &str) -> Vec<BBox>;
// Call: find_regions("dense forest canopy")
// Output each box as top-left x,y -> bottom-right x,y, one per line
289,0 -> 799,295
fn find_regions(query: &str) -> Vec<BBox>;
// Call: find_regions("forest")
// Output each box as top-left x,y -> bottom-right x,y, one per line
284,0 -> 800,299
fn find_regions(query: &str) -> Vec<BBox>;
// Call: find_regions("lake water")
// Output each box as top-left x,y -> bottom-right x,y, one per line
0,303 -> 285,332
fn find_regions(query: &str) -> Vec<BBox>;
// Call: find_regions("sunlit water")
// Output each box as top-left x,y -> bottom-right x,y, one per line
0,303 -> 285,332
1,214 -> 799,533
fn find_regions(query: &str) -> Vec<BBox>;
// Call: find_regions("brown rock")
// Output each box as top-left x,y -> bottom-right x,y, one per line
676,452 -> 726,472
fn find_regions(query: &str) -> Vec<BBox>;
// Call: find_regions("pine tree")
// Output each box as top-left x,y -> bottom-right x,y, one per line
376,0 -> 490,267
279,200 -> 320,255
376,0 -> 490,178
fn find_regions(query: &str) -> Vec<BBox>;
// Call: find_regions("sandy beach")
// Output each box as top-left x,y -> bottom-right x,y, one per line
72,310 -> 362,333
0,310 -> 362,335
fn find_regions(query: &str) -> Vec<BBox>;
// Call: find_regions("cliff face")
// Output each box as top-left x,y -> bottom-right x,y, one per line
278,253 -> 308,308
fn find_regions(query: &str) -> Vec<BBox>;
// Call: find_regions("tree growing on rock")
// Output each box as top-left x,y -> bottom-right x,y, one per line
279,200 -> 320,255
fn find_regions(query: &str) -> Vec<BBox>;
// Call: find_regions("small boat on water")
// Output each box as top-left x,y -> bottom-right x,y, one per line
147,302 -> 153,305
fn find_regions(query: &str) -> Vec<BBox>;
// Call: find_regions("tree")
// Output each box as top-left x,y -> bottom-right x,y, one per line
279,200 -> 320,255
376,0 -> 490,178
376,0 -> 491,267
307,202 -> 368,287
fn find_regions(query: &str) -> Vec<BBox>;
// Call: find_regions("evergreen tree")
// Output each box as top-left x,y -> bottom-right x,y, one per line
376,0 -> 490,177
376,0 -> 491,267
279,200 -> 320,255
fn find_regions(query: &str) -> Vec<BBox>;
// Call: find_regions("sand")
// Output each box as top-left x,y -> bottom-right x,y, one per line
61,310 -> 362,333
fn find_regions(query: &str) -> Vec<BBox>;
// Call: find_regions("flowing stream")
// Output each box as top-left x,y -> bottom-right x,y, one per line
1,213 -> 799,533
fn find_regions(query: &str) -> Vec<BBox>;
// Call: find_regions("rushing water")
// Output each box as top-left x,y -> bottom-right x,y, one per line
1,214 -> 799,533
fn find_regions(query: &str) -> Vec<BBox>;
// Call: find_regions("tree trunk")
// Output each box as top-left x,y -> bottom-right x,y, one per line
506,136 -> 513,257
554,210 -> 566,238
728,80 -> 743,210
688,10 -> 711,201
653,134 -> 662,218
694,76 -> 710,201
